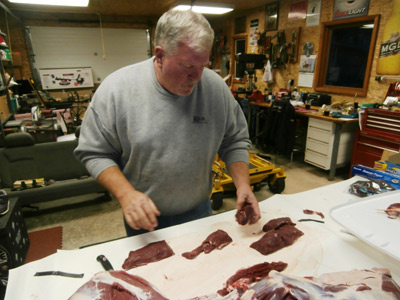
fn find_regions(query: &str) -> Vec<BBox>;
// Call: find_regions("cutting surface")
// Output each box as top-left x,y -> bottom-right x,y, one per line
6,176 -> 400,299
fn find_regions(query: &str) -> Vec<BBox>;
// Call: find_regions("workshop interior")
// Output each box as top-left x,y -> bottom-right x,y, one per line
1,0 -> 400,299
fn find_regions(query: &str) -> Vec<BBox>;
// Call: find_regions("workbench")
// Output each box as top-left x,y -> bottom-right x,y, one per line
5,176 -> 400,299
249,101 -> 359,180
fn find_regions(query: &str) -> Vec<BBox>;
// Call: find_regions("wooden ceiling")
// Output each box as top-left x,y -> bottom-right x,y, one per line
0,0 -> 272,24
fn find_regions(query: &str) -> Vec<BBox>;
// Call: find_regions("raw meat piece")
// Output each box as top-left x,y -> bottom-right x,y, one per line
250,224 -> 304,255
122,240 -> 174,270
385,203 -> 400,219
235,202 -> 255,225
303,209 -> 325,219
217,261 -> 288,296
241,268 -> 400,300
262,217 -> 296,232
182,229 -> 232,259
68,270 -> 168,300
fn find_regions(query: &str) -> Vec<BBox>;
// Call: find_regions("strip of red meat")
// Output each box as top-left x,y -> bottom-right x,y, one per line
122,240 -> 174,270
303,209 -> 325,219
251,224 -> 304,255
182,229 -> 233,260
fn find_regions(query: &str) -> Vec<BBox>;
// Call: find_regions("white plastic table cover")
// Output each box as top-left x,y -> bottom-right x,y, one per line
5,175 -> 400,299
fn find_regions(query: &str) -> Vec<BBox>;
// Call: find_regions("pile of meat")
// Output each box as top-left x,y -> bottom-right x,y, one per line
68,270 -> 168,300
68,216 -> 400,299
69,268 -> 400,300
250,217 -> 304,255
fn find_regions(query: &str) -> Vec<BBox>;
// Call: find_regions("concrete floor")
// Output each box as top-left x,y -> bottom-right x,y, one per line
22,150 -> 349,250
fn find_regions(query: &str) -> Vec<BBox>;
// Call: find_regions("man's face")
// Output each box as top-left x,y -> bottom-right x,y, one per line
154,43 -> 210,96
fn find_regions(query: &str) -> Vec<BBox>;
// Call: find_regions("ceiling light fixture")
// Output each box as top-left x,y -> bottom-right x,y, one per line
172,1 -> 234,15
8,0 -> 89,7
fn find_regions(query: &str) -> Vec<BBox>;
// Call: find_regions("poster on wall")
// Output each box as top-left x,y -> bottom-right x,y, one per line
288,1 -> 307,21
306,0 -> 322,27
249,19 -> 259,50
298,55 -> 317,88
39,67 -> 94,90
333,0 -> 370,20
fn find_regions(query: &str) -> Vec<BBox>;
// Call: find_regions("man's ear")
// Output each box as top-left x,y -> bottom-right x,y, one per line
154,46 -> 164,65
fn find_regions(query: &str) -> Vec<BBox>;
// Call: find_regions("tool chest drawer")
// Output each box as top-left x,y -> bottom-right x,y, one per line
308,117 -> 334,132
350,109 -> 400,176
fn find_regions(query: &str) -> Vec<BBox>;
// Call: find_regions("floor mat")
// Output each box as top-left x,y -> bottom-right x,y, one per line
25,226 -> 63,263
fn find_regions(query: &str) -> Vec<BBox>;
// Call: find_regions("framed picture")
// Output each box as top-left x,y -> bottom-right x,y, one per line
265,2 -> 279,31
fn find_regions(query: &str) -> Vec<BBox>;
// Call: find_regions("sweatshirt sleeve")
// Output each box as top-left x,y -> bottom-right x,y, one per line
74,86 -> 122,180
218,85 -> 251,167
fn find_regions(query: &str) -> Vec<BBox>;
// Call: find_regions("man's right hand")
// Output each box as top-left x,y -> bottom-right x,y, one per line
119,190 -> 160,231
96,166 -> 161,232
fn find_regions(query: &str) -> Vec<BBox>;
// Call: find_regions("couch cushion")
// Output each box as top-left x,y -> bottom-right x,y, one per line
5,132 -> 35,148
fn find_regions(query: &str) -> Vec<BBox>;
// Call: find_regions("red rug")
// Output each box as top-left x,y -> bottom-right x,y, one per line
25,226 -> 63,263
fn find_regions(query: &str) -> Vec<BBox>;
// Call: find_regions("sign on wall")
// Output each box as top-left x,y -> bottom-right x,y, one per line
39,67 -> 94,90
333,0 -> 370,20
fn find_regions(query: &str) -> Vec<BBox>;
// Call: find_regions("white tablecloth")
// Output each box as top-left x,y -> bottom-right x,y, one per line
5,176 -> 400,299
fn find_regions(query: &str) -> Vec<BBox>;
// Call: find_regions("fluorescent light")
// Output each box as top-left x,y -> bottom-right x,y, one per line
172,1 -> 234,15
8,0 -> 89,7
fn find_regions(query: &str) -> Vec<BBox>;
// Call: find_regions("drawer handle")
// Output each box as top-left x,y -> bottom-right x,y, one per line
306,148 -> 328,157
358,141 -> 396,152
309,126 -> 331,133
307,137 -> 329,145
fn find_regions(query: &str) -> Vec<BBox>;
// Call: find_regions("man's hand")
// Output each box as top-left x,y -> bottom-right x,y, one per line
119,190 -> 160,231
236,185 -> 261,224
228,161 -> 261,225
96,166 -> 160,232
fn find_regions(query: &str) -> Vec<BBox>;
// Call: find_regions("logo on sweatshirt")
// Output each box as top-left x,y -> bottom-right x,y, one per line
193,115 -> 207,124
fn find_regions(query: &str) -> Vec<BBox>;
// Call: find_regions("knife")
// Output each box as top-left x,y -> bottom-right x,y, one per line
97,254 -> 114,271
34,271 -> 84,278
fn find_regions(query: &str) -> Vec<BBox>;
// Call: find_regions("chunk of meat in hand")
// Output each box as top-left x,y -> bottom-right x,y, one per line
182,229 -> 233,260
236,202 -> 255,225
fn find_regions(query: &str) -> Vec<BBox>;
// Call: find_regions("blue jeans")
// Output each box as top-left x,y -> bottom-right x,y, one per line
124,199 -> 212,237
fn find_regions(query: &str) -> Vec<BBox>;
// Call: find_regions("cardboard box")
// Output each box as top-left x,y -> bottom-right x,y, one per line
352,164 -> 400,189
374,160 -> 400,175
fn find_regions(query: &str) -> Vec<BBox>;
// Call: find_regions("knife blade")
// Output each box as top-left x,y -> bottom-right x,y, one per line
97,254 -> 114,271
34,271 -> 84,278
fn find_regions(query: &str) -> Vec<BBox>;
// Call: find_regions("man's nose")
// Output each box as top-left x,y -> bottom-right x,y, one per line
188,67 -> 203,81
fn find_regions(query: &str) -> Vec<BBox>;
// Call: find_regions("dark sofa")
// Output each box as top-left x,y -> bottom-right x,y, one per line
0,132 -> 109,207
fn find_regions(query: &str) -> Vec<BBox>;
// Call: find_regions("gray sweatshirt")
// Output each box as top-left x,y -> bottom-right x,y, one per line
74,57 -> 250,215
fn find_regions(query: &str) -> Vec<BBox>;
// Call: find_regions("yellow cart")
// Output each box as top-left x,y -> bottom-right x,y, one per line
210,152 -> 286,210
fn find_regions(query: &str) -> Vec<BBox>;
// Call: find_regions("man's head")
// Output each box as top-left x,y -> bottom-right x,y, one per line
153,9 -> 215,96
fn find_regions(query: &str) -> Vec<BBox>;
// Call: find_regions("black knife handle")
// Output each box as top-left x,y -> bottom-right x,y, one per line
96,254 -> 114,271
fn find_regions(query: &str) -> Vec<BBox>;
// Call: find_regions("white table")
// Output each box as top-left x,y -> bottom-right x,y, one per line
6,176 -> 400,299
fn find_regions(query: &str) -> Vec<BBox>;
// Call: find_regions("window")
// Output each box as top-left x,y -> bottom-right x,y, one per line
314,15 -> 380,96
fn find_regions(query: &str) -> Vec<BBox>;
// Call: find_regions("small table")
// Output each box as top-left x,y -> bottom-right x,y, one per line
249,101 -> 359,180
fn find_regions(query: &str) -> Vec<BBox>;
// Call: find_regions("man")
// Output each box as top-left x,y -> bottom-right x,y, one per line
74,9 -> 260,236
